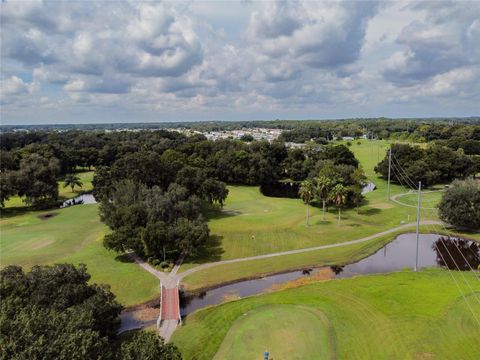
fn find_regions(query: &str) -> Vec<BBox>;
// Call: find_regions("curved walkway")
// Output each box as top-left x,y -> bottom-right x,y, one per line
129,220 -> 443,341
390,190 -> 443,210
177,220 -> 442,279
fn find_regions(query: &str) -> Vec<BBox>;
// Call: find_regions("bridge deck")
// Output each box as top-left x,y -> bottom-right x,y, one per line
160,286 -> 180,321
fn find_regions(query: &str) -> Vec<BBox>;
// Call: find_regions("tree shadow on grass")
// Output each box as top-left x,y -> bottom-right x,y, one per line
204,205 -> 242,221
0,206 -> 38,219
358,207 -> 382,216
115,254 -> 135,263
313,219 -> 332,225
184,235 -> 225,265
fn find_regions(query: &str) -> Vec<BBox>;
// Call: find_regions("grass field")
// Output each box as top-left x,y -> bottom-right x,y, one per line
213,304 -> 335,360
179,139 -> 478,289
173,270 -> 480,360
398,190 -> 443,208
1,140 -> 475,306
4,170 -> 94,209
0,204 -> 157,306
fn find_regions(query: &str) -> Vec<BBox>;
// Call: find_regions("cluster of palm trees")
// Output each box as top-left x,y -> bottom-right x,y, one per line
299,175 -> 349,226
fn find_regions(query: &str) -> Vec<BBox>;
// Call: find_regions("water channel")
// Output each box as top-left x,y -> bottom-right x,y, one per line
119,233 -> 479,333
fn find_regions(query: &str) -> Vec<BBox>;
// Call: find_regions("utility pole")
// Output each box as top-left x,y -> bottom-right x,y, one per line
387,147 -> 392,200
414,181 -> 422,271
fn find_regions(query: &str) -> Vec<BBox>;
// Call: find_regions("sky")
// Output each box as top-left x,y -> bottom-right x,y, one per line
1,0 -> 479,125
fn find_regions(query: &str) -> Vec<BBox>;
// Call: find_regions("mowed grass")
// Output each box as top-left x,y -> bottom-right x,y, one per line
198,183 -> 420,262
0,204 -> 158,306
213,305 -> 335,360
4,170 -> 94,209
183,140 -> 425,265
398,190 -> 443,208
180,139 -> 479,288
173,270 -> 480,360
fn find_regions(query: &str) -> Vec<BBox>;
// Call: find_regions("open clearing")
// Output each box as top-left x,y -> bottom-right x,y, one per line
0,204 -> 157,306
173,270 -> 480,360
213,304 -> 335,360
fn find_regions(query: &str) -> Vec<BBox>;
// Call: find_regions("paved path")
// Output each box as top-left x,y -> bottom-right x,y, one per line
390,190 -> 443,210
177,220 -> 443,279
130,220 -> 444,341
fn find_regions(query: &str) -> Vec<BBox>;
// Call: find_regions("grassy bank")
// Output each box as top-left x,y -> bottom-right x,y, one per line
173,270 -> 480,359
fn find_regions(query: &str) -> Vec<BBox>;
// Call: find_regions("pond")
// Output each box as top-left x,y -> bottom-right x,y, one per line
120,233 -> 479,332
60,194 -> 97,208
179,233 -> 479,316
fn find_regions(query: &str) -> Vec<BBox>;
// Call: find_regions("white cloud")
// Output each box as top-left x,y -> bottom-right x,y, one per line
0,0 -> 479,124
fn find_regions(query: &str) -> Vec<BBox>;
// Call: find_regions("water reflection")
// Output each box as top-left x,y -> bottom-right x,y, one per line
434,236 -> 480,271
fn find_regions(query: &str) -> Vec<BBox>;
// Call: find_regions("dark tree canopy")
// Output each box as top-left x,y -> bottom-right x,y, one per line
375,143 -> 477,187
119,332 -> 182,360
438,179 -> 480,229
0,264 -> 182,360
13,153 -> 60,206
101,180 -> 210,260
0,264 -> 121,359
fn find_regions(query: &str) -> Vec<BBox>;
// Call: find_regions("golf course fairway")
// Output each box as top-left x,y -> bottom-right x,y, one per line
172,270 -> 480,359
213,304 -> 335,360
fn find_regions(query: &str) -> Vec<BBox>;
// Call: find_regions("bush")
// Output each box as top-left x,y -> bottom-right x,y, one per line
151,259 -> 161,266
160,261 -> 170,269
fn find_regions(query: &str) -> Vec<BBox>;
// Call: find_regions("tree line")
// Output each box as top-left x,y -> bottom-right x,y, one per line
375,143 -> 480,187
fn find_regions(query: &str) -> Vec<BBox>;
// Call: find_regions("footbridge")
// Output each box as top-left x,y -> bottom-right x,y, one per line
157,281 -> 182,340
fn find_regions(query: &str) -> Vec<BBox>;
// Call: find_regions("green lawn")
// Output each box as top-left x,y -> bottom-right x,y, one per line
173,270 -> 480,359
0,204 -> 157,306
4,170 -> 94,209
398,190 -> 443,208
213,305 -> 335,360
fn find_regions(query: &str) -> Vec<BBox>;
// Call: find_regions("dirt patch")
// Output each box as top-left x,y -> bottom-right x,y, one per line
268,267 -> 334,292
37,212 -> 59,220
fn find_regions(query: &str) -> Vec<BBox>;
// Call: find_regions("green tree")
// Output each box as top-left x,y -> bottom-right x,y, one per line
63,173 -> 83,193
438,179 -> 480,229
201,178 -> 229,207
0,172 -> 15,208
315,175 -> 333,220
299,180 -> 315,226
119,332 -> 182,360
0,264 -> 122,360
13,153 -> 60,206
331,184 -> 347,225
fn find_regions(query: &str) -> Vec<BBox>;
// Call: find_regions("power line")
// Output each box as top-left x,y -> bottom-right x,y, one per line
391,153 -> 480,266
387,159 -> 480,313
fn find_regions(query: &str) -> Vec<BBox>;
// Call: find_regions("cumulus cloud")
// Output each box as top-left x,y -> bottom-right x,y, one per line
0,0 -> 479,123
248,1 -> 379,69
382,1 -> 480,85
1,0 -> 203,95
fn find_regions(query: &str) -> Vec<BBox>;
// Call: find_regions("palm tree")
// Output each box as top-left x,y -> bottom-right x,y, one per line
315,176 -> 333,220
331,184 -> 347,225
63,173 -> 83,193
299,180 -> 315,226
